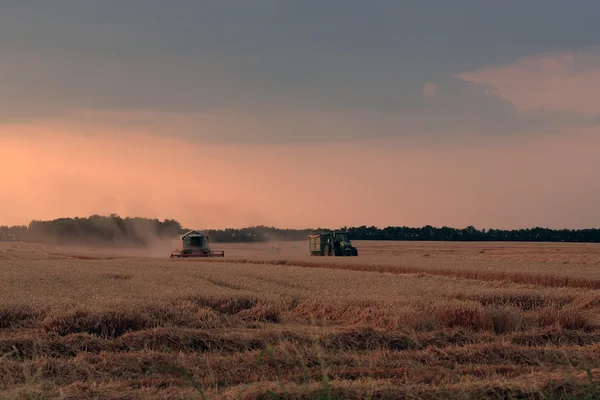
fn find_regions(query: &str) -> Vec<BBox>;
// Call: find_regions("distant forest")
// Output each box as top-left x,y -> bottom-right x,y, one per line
0,215 -> 182,246
2,214 -> 600,245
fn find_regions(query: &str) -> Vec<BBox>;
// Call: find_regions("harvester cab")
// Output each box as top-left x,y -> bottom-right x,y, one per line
309,231 -> 358,256
170,230 -> 225,258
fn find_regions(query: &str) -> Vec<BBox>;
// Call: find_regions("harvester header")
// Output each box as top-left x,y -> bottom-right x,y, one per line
170,230 -> 225,258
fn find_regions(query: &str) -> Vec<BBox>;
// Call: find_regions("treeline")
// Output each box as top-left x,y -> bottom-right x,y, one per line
202,226 -> 320,242
1,214 -> 182,246
204,225 -> 600,243
2,215 -> 600,244
0,226 -> 16,241
0,220 -> 318,245
344,225 -> 600,242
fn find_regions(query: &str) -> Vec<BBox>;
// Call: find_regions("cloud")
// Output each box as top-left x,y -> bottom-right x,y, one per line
459,46 -> 600,115
422,83 -> 437,98
417,79 -> 518,134
3,73 -> 598,147
1,1 -> 600,134
414,78 -> 599,137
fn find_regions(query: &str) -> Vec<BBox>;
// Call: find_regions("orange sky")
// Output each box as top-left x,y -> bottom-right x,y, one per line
2,118 -> 600,230
3,47 -> 600,230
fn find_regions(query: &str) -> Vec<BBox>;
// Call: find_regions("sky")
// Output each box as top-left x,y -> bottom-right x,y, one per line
2,1 -> 600,229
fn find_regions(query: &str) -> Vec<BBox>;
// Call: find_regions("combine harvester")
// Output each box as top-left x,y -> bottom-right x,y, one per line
170,230 -> 225,258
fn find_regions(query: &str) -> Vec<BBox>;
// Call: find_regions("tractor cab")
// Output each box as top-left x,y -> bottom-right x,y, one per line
333,231 -> 354,256
334,231 -> 350,244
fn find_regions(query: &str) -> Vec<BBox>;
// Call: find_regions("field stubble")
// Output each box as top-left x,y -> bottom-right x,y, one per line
1,240 -> 600,399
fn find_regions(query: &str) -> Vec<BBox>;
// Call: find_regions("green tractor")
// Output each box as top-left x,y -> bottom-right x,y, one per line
308,231 -> 358,256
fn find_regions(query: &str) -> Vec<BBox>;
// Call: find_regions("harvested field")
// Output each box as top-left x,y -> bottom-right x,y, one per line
1,240 -> 600,399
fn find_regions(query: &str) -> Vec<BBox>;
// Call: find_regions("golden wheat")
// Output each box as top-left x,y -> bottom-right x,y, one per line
1,240 -> 599,399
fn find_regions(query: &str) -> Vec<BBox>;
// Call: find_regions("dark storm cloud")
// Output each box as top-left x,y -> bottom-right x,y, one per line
1,0 -> 600,138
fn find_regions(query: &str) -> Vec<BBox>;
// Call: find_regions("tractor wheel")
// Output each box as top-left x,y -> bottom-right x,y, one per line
351,248 -> 358,256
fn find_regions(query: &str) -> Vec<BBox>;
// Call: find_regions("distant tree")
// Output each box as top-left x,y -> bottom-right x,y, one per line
2,214 -> 600,244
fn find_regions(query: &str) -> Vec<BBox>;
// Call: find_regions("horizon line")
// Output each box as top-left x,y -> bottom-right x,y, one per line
2,214 -> 600,232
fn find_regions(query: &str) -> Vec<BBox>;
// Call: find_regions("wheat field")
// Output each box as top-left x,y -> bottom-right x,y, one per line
1,240 -> 600,399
